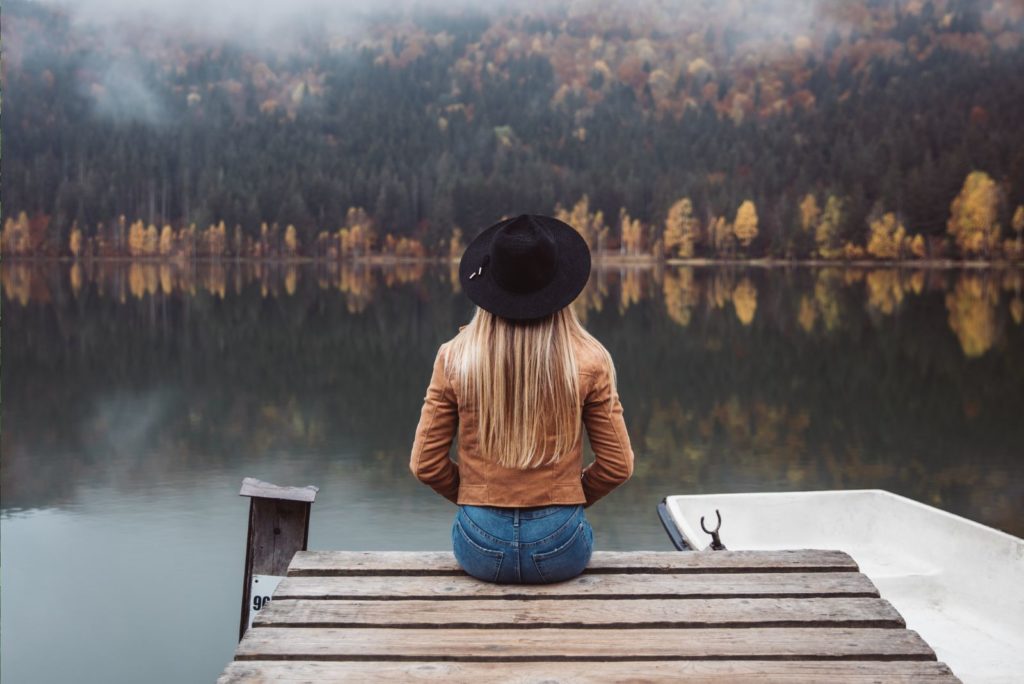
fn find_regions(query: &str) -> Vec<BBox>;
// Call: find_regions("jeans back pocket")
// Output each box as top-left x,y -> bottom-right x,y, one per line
452,518 -> 504,583
530,518 -> 593,583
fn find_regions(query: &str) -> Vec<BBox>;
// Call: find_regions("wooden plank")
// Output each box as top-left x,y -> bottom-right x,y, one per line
254,597 -> 905,628
239,492 -> 313,639
234,627 -> 936,661
249,500 -> 311,578
272,572 -> 879,600
288,550 -> 858,576
239,477 -> 318,503
218,660 -> 960,683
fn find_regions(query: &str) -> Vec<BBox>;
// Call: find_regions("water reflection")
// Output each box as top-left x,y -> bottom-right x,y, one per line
4,261 -> 1024,359
3,261 -> 1022,536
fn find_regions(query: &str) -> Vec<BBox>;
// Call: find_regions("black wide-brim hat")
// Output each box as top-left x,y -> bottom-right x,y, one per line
459,214 -> 592,320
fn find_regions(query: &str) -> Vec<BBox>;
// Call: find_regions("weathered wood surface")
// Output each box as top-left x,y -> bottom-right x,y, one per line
254,597 -> 905,628
273,572 -> 879,600
239,477 -> 319,503
218,660 -> 958,683
219,550 -> 960,683
234,627 -> 936,660
288,549 -> 859,575
247,500 -> 311,579
238,479 -> 317,640
219,659 -> 957,683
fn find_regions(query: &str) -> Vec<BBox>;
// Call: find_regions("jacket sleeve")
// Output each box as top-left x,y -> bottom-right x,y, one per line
409,343 -> 460,504
580,359 -> 634,508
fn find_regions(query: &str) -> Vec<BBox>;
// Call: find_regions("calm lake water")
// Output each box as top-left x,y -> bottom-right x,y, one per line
2,260 -> 1023,683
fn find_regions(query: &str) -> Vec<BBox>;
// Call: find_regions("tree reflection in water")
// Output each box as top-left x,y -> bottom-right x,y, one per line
2,261 -> 1022,536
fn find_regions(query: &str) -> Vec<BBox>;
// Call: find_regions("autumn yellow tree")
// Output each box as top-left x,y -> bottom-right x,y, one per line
159,225 -> 174,256
799,194 -> 820,233
206,221 -> 227,258
1,213 -> 31,255
866,213 -> 906,260
815,195 -> 845,259
663,197 -> 700,258
947,171 -> 1001,258
908,234 -> 926,259
709,216 -> 733,256
128,220 -> 146,257
619,207 -> 644,255
732,200 -> 759,250
69,224 -> 83,258
1009,205 -> 1024,260
284,224 -> 299,256
143,224 -> 159,256
555,195 -> 607,252
338,207 -> 375,257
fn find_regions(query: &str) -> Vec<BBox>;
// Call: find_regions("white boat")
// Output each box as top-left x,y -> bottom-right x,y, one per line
660,489 -> 1024,684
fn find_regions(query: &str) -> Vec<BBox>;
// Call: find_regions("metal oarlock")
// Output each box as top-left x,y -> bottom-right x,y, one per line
701,509 -> 726,550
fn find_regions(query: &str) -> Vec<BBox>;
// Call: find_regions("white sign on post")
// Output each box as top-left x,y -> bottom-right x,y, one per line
248,574 -> 285,630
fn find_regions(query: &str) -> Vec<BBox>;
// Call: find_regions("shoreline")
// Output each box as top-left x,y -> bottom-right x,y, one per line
4,255 -> 1022,269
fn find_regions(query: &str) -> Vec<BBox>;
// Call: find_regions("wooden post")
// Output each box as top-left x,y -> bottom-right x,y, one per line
238,477 -> 318,641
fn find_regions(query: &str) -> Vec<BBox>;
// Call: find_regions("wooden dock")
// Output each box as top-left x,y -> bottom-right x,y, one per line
218,549 -> 959,683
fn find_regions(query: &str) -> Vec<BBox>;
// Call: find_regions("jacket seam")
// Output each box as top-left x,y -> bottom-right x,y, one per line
412,345 -> 449,478
440,343 -> 455,399
410,394 -> 439,478
609,392 -> 631,478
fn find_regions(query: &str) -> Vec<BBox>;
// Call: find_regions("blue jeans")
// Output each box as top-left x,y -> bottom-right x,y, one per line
451,503 -> 594,584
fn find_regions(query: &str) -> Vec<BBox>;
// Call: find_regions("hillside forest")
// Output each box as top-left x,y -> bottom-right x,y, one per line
3,0 -> 1024,261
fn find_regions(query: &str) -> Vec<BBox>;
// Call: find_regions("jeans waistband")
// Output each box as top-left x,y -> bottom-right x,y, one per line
462,503 -> 581,520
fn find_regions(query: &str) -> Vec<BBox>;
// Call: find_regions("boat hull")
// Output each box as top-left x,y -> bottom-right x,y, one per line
664,489 -> 1024,684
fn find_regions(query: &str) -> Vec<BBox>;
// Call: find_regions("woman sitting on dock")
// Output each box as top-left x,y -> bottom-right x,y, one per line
410,214 -> 635,584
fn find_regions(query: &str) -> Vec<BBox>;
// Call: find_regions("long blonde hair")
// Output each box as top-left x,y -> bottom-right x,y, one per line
445,305 -> 616,470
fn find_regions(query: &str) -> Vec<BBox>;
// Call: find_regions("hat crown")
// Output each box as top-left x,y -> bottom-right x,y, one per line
488,215 -> 559,294
459,212 -> 590,320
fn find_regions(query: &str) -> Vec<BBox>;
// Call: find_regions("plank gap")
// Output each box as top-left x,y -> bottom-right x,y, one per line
272,592 -> 882,600
253,620 -> 908,630
289,567 -> 863,577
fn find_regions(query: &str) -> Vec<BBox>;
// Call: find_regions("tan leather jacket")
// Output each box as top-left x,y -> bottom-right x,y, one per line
409,328 -> 634,508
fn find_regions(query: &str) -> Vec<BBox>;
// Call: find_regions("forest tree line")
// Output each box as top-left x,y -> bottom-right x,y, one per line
3,0 -> 1024,260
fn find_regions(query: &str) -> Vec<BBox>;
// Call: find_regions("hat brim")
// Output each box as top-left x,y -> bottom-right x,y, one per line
459,215 -> 592,320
